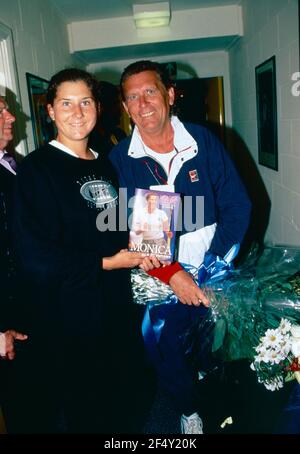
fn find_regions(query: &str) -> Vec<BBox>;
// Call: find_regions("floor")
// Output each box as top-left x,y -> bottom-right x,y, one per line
103,302 -> 295,436
0,360 -> 293,435
142,360 -> 294,435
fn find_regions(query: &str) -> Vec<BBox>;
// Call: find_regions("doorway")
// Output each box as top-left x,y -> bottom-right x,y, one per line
174,77 -> 225,144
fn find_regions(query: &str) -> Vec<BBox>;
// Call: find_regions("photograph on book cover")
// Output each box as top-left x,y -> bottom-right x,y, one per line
129,188 -> 181,261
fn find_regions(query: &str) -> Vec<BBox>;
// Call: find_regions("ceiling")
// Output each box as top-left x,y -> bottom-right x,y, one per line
48,0 -> 241,64
49,0 -> 240,22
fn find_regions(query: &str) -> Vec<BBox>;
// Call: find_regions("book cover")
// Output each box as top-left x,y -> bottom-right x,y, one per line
129,188 -> 181,262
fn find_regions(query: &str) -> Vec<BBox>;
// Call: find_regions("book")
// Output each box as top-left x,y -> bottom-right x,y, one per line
129,188 -> 181,262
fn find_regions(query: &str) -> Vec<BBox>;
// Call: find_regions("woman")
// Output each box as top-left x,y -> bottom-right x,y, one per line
9,68 -> 153,434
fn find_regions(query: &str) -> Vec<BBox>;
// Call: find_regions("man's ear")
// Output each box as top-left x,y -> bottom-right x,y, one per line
168,87 -> 175,106
47,104 -> 55,121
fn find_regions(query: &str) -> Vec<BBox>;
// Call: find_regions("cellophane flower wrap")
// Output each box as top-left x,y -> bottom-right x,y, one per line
187,245 -> 300,392
131,244 -> 300,387
201,245 -> 300,364
131,267 -> 174,306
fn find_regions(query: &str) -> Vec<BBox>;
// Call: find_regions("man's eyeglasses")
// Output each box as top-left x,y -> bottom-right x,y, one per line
125,87 -> 159,104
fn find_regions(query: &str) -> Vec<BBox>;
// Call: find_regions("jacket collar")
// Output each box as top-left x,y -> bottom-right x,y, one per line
127,116 -> 198,159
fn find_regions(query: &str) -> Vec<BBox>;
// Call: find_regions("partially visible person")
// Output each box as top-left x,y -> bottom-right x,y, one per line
0,95 -> 18,334
89,80 -> 126,156
110,60 -> 251,434
8,68 -> 152,434
0,331 -> 28,360
0,96 -> 28,354
0,95 -> 28,435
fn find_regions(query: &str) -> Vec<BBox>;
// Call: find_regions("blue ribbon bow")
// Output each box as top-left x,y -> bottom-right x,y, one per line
142,244 -> 240,363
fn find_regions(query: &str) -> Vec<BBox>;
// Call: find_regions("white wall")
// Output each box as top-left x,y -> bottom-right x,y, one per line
0,0 -> 81,153
88,50 -> 232,127
229,0 -> 300,246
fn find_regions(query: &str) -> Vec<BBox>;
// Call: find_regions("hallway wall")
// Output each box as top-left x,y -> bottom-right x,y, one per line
88,50 -> 233,128
0,0 -> 80,153
229,0 -> 300,246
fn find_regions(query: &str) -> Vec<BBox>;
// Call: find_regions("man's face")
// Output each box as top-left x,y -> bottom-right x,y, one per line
147,195 -> 157,213
0,97 -> 15,149
122,70 -> 174,136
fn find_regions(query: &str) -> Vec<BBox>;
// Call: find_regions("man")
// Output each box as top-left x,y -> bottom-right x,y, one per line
0,96 -> 27,358
110,61 -> 251,434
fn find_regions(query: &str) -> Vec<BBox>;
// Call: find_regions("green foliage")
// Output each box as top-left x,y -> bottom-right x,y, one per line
203,245 -> 300,362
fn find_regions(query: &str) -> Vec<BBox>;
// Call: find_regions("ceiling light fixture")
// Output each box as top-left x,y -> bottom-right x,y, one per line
133,2 -> 171,29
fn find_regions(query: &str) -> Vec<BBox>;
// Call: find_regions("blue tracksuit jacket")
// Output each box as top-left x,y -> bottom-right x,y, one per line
110,121 -> 251,259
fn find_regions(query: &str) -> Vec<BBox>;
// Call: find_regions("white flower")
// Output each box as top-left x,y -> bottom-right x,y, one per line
280,338 -> 292,356
279,319 -> 292,335
265,381 -> 277,391
263,329 -> 283,349
255,343 -> 267,354
291,339 -> 300,357
268,349 -> 285,365
255,349 -> 270,363
250,318 -> 300,392
291,325 -> 300,339
264,376 -> 284,391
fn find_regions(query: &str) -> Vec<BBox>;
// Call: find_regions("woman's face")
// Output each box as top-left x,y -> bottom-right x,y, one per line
47,80 -> 98,145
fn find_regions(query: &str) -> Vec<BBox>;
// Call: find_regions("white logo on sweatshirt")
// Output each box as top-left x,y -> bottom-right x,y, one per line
78,178 -> 118,210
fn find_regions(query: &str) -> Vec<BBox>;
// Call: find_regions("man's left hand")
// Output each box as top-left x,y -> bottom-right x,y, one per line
169,270 -> 210,307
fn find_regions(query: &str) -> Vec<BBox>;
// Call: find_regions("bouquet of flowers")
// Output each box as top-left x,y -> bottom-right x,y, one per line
250,318 -> 300,391
176,245 -> 300,378
131,243 -> 300,383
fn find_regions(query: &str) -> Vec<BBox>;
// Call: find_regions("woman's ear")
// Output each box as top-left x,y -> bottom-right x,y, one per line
47,104 -> 55,121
